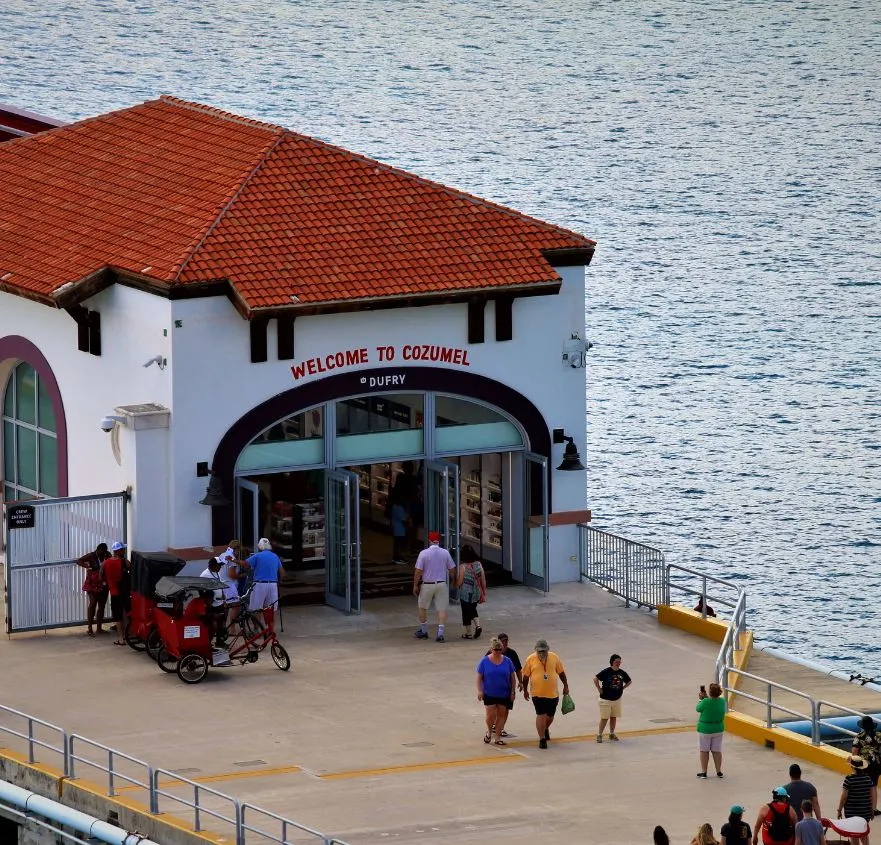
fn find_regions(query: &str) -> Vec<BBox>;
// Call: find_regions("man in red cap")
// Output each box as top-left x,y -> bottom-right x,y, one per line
413,531 -> 457,642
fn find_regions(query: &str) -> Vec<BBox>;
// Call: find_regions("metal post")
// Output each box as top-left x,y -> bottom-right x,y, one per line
766,683 -> 773,728
811,701 -> 821,746
108,749 -> 115,796
624,545 -> 631,608
148,765 -> 158,814
701,575 -> 707,618
194,785 -> 201,831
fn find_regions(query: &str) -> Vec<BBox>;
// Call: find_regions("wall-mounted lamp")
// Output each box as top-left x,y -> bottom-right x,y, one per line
562,333 -> 593,369
199,471 -> 231,507
553,428 -> 586,472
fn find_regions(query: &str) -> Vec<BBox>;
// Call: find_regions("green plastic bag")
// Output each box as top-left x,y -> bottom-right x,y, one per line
561,693 -> 575,715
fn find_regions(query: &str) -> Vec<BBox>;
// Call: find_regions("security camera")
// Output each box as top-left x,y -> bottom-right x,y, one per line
100,415 -> 124,432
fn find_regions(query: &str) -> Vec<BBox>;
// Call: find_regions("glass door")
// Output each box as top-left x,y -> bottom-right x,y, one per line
426,460 -> 460,599
235,478 -> 260,555
523,452 -> 549,592
324,469 -> 361,613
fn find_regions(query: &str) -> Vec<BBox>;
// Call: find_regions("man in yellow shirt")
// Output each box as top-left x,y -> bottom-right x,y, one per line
522,638 -> 570,750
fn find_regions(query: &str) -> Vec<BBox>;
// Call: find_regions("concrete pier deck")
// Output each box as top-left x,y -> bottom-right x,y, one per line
1,581 -> 878,844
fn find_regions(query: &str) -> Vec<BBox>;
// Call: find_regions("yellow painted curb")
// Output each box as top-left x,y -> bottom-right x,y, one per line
657,605 -> 730,643
0,748 -> 231,844
726,711 -> 851,774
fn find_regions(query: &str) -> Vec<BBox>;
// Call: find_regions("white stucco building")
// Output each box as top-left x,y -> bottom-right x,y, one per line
0,96 -> 595,612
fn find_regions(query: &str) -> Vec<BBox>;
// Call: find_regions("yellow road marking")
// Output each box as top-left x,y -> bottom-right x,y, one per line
114,764 -> 302,793
504,723 -> 693,747
319,753 -> 523,780
113,724 -> 692,790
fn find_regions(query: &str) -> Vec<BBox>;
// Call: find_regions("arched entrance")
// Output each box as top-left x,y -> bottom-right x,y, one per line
210,368 -> 551,611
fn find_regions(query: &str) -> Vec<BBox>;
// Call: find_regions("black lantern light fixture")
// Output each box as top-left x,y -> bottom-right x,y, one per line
553,429 -> 586,472
199,471 -> 231,507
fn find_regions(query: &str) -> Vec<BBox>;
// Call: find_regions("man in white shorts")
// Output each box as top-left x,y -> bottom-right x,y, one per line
413,531 -> 456,643
245,538 -> 285,634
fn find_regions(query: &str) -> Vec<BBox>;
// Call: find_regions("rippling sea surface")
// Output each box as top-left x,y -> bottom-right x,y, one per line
2,1 -> 879,672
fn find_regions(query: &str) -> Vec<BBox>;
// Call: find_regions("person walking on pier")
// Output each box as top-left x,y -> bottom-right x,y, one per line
852,716 -> 881,817
477,637 -> 516,746
696,682 -> 726,778
522,638 -> 569,750
837,755 -> 873,841
753,787 -> 796,845
413,531 -> 456,642
793,801 -> 825,845
594,653 -> 632,742
720,805 -> 752,845
786,764 -> 821,822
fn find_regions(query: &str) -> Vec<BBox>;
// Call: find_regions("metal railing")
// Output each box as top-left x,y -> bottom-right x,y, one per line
0,703 -> 351,845
576,524 -> 878,750
578,525 -> 666,609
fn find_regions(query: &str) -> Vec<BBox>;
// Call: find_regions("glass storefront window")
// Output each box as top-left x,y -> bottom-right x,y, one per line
335,394 -> 424,463
435,394 -> 522,453
237,406 -> 325,473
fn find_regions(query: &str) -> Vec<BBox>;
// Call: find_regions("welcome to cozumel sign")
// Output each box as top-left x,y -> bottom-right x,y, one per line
290,344 -> 471,382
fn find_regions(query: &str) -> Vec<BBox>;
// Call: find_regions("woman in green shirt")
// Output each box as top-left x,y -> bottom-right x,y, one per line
696,682 -> 727,779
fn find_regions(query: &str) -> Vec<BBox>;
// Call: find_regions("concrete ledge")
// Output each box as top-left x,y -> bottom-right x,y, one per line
726,711 -> 851,774
0,749 -> 229,844
657,605 -> 730,643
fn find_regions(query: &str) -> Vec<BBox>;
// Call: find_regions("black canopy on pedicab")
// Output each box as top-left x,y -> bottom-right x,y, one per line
130,551 -> 186,597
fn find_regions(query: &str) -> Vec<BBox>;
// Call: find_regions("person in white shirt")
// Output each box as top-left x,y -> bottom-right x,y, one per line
199,557 -> 227,643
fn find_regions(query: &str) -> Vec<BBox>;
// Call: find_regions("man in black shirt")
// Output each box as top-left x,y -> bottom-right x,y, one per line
593,653 -> 632,742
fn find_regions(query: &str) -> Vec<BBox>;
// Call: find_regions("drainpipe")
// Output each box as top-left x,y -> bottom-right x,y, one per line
0,780 -> 161,845
758,646 -> 881,695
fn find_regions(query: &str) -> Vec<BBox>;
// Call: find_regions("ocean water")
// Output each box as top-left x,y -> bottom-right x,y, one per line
2,1 -> 879,672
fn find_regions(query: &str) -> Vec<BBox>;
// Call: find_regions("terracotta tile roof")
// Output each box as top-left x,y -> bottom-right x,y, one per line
0,96 -> 594,313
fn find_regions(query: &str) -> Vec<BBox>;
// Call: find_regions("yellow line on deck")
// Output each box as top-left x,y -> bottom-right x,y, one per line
115,764 -> 303,792
113,724 -> 692,790
319,753 -> 523,780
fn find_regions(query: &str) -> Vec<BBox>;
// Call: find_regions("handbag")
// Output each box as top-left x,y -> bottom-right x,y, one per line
476,564 -> 486,604
561,693 -> 575,715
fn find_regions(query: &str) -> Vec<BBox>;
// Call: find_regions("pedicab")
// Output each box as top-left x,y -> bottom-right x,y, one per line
152,576 -> 290,684
123,551 -> 186,656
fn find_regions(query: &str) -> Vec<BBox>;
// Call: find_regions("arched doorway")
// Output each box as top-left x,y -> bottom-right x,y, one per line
211,368 -> 551,611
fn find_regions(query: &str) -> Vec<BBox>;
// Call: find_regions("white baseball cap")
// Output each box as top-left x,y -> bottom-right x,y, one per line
111,541 -> 125,552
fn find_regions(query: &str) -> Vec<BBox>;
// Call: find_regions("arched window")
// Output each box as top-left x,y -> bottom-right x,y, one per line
2,362 -> 58,502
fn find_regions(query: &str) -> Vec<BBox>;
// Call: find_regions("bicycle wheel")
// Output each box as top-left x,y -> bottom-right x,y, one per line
177,653 -> 208,684
156,647 -> 178,673
146,627 -> 163,660
124,620 -> 146,652
270,642 -> 291,671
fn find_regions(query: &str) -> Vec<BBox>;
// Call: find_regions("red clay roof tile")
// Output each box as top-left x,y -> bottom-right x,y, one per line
0,96 -> 594,311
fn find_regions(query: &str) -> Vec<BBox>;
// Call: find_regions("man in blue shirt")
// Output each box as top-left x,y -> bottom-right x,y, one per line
246,538 -> 285,634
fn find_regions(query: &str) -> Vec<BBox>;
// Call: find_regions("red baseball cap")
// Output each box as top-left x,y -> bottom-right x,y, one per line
428,531 -> 441,542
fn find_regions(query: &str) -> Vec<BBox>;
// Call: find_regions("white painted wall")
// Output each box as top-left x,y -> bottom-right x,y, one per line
2,262 -> 590,581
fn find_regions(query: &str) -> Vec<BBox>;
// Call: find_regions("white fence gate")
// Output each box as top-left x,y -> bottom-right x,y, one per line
3,492 -> 128,634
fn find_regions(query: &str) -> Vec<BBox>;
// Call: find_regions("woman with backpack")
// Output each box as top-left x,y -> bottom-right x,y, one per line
456,544 -> 487,639
753,787 -> 797,845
